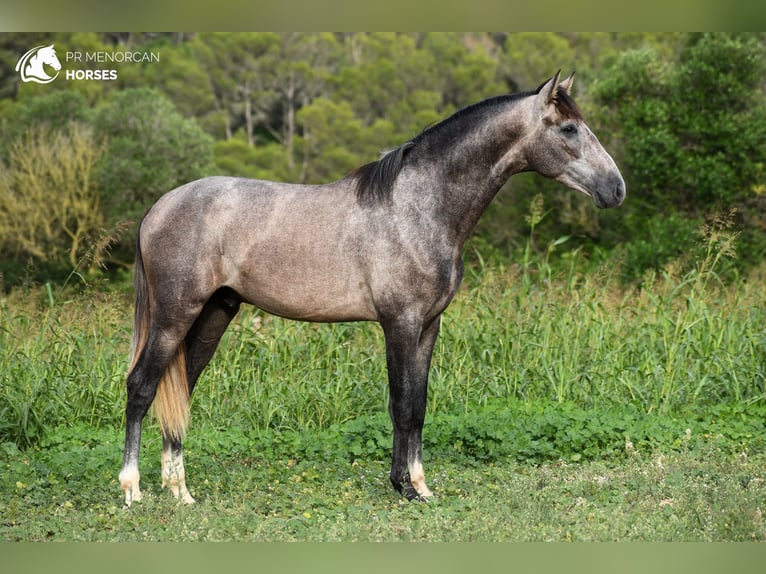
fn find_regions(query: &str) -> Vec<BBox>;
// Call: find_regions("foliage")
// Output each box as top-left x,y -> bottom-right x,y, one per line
1,223 -> 763,450
2,32 -> 766,543
0,90 -> 93,158
2,418 -> 766,541
0,87 -> 215,282
262,399 -> 765,467
93,87 -> 215,229
592,33 -> 766,280
213,138 -> 293,182
2,33 -> 766,284
0,122 -> 105,281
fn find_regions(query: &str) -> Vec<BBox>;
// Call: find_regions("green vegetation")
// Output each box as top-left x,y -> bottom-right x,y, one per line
3,423 -> 766,541
2,218 -> 766,540
2,214 -> 762,448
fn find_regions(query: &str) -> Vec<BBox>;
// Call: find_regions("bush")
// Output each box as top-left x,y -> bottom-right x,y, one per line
592,34 -> 766,281
93,88 -> 215,244
0,91 -> 93,161
0,123 -> 104,282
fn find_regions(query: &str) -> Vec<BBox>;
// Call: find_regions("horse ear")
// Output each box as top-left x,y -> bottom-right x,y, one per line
535,70 -> 561,114
558,71 -> 575,95
545,70 -> 561,103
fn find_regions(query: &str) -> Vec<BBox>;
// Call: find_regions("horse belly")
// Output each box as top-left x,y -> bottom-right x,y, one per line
208,184 -> 376,322
230,251 -> 376,323
242,281 -> 375,323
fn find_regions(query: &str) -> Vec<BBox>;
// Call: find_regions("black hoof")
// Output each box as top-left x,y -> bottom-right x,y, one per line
391,477 -> 428,502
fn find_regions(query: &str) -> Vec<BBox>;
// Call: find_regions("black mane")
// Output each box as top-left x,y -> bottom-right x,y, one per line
350,84 -> 578,205
349,141 -> 416,205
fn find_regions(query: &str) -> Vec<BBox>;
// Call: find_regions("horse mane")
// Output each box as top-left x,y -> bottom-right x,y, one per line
350,83 -> 580,205
349,141 -> 416,205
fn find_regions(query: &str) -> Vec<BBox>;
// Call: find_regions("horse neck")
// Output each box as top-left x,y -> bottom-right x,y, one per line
410,97 -> 533,247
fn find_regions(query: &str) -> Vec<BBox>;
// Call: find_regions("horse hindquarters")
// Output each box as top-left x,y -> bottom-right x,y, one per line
119,242 -> 194,505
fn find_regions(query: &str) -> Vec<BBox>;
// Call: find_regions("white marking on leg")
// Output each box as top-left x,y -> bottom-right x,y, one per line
161,445 -> 195,504
409,458 -> 433,499
118,462 -> 142,507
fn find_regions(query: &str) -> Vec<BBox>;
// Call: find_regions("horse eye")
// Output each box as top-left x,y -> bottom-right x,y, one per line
561,124 -> 578,135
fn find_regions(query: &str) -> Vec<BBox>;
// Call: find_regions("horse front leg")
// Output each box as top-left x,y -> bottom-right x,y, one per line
383,315 -> 441,501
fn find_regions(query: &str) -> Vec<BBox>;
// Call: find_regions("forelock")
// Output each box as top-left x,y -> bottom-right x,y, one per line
552,87 -> 583,120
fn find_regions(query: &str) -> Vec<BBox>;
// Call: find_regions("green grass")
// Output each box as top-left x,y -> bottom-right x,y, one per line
2,231 -> 766,540
2,421 -> 765,541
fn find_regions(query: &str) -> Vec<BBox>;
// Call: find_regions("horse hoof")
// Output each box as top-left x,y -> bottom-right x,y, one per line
122,489 -> 142,509
166,484 -> 195,505
122,488 -> 142,508
393,480 -> 432,502
180,491 -> 196,505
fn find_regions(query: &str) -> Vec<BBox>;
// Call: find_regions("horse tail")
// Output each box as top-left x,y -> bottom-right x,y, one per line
129,229 -> 190,442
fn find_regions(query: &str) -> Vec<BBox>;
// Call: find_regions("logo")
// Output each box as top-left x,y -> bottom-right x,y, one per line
15,44 -> 160,85
15,44 -> 62,84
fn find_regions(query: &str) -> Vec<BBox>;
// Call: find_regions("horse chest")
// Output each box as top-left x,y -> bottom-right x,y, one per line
370,247 -> 463,322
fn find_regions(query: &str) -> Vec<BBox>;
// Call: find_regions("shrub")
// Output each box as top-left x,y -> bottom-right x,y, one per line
93,88 -> 215,250
592,34 -> 766,281
0,123 -> 104,280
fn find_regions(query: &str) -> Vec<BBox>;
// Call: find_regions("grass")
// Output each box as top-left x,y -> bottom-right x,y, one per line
2,225 -> 766,540
2,422 -> 765,541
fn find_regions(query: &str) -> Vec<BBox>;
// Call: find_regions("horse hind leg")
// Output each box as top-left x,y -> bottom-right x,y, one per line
161,439 -> 194,504
160,289 -> 242,504
120,326 -> 189,507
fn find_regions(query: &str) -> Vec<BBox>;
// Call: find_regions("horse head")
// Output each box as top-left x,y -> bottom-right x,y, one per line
526,71 -> 626,209
36,45 -> 62,71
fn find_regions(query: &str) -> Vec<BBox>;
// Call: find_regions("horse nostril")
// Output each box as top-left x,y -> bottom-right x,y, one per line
614,178 -> 626,204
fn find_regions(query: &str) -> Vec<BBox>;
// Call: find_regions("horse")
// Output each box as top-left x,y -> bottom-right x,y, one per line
118,71 -> 626,506
15,44 -> 61,84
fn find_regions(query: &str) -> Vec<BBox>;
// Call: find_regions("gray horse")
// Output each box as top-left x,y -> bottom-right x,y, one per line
119,72 -> 625,506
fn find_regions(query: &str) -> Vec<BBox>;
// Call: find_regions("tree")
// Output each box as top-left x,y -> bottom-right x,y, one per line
296,97 -> 368,184
503,33 -> 577,93
332,33 -> 439,130
118,38 -> 216,121
0,33 -> 54,100
258,33 -> 342,171
93,87 -> 214,232
213,138 -> 292,182
594,33 -> 766,211
0,90 -> 92,160
192,33 -> 281,144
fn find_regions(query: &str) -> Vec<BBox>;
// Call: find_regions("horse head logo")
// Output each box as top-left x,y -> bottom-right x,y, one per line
16,44 -> 61,84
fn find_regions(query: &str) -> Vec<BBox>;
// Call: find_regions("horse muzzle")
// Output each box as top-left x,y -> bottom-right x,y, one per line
593,177 -> 627,209
591,173 -> 626,209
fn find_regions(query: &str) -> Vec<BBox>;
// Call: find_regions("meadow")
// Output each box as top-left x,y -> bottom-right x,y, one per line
2,229 -> 766,541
